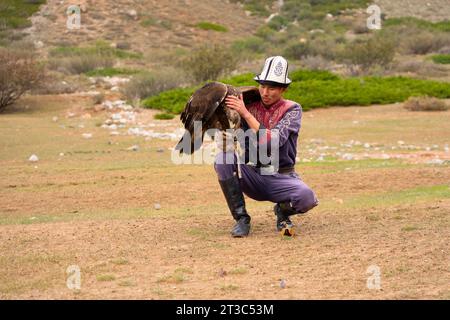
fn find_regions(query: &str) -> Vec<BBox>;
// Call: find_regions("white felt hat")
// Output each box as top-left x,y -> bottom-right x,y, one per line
254,56 -> 291,85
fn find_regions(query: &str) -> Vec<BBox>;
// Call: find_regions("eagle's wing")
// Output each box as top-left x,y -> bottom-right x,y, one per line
176,82 -> 228,154
239,86 -> 261,105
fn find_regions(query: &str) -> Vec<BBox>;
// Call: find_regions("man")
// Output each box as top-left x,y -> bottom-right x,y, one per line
214,56 -> 318,237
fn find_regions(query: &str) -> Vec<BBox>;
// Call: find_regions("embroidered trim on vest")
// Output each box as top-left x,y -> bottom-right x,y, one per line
247,99 -> 296,129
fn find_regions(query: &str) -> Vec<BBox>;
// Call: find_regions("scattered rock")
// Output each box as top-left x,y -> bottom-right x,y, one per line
82,133 -> 93,139
427,158 -> 445,165
127,145 -> 139,151
218,268 -> 227,277
279,279 -> 286,289
342,153 -> 354,160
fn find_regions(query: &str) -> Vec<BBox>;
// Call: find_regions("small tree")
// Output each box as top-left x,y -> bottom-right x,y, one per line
0,48 -> 42,111
181,44 -> 238,83
341,36 -> 396,72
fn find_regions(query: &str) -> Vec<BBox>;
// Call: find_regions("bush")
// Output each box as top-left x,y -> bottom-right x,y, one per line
154,113 -> 175,120
181,44 -> 238,82
196,22 -> 228,32
231,37 -> 267,54
0,48 -> 43,111
142,71 -> 450,113
48,54 -> 115,74
431,54 -> 450,64
403,96 -> 449,111
122,68 -> 184,103
341,36 -> 396,71
403,32 -> 450,55
142,87 -> 194,114
384,17 -> 450,32
267,15 -> 289,31
283,42 -> 313,60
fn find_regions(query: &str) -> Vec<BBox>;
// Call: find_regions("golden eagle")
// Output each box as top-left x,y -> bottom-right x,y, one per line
175,82 -> 260,154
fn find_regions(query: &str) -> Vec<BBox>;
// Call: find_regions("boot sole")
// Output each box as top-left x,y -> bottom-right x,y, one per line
280,226 -> 295,237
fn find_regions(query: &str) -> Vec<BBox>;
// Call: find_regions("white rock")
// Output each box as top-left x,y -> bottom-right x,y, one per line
59,153 -> 64,156
34,40 -> 44,49
82,133 -> 93,139
29,154 -> 39,162
364,143 -> 371,148
110,131 -> 120,136
342,153 -> 354,160
127,145 -> 139,151
397,140 -> 405,145
52,116 -> 58,122
154,203 -> 161,210
427,159 -> 445,165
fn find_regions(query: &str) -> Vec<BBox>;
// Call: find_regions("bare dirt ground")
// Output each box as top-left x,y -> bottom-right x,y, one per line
0,94 -> 449,299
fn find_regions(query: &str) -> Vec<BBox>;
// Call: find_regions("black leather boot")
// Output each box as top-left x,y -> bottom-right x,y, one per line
219,175 -> 251,237
274,202 -> 296,236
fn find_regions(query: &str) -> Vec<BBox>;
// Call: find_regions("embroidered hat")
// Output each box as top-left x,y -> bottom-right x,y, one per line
254,56 -> 291,86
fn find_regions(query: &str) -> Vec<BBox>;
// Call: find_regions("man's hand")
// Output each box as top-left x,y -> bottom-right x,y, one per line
225,94 -> 251,120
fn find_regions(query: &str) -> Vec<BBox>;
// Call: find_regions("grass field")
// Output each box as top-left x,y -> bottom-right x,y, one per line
0,94 -> 449,299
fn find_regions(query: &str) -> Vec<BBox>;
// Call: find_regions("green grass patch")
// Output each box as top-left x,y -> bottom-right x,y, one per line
431,54 -> 450,64
142,70 -> 450,113
96,274 -> 116,282
0,0 -> 46,30
154,113 -> 175,120
384,17 -> 450,32
196,22 -> 228,32
85,67 -> 140,77
348,185 -> 450,209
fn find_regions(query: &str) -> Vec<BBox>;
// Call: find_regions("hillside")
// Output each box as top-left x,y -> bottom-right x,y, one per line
22,0 -> 262,60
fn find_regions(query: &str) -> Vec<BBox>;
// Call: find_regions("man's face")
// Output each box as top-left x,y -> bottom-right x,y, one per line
258,84 -> 285,106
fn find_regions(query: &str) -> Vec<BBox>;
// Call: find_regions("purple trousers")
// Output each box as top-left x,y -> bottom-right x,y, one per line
214,152 -> 318,214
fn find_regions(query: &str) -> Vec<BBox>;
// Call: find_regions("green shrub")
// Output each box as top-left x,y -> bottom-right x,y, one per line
196,22 -> 228,32
228,0 -> 272,16
142,87 -> 194,114
431,54 -> 450,64
0,0 -> 46,30
284,42 -> 313,60
267,15 -> 289,31
154,113 -> 175,120
142,71 -> 450,113
384,17 -> 450,33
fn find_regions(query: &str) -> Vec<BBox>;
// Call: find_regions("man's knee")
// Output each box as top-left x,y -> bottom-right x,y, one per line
292,187 -> 318,214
